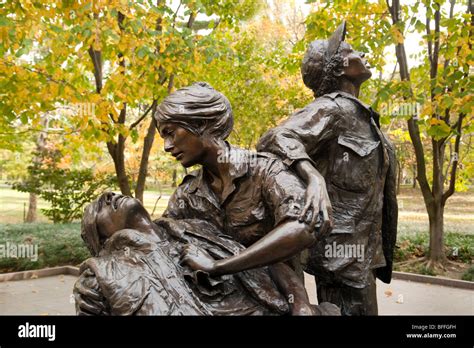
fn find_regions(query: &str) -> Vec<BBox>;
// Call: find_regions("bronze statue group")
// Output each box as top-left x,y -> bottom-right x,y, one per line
74,22 -> 397,316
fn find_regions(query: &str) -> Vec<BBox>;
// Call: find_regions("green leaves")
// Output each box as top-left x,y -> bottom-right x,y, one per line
1,0 -> 471,203
13,149 -> 116,223
427,119 -> 452,140
0,0 -> 268,199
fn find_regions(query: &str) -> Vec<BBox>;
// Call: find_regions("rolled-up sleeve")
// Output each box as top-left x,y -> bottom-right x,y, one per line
260,159 -> 307,227
257,102 -> 339,167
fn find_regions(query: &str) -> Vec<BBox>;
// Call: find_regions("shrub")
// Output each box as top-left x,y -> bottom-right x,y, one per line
395,232 -> 473,263
13,150 -> 115,223
461,265 -> 474,281
0,223 -> 89,272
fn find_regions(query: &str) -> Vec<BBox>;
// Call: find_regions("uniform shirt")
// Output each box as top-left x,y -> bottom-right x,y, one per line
258,91 -> 397,288
163,143 -> 308,257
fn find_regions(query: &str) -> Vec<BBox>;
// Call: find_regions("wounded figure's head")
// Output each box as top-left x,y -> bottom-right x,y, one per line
81,192 -> 152,256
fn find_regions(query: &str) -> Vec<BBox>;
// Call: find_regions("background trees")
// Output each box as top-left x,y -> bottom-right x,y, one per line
386,0 -> 472,269
0,0 -> 472,272
0,0 -> 261,202
298,0 -> 472,270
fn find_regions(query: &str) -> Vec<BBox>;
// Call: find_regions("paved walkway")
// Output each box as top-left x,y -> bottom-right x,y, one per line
304,273 -> 474,315
0,274 -> 472,315
0,275 -> 77,315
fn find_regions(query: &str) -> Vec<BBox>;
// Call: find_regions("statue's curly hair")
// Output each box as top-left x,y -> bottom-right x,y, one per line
154,82 -> 234,140
315,49 -> 344,97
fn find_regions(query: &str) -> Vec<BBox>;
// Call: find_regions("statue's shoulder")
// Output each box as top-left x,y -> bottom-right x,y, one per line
295,93 -> 344,118
252,151 -> 295,177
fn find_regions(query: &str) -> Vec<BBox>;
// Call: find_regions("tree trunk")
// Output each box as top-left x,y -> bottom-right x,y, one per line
396,159 -> 402,194
427,200 -> 446,263
26,116 -> 50,223
172,169 -> 177,187
412,164 -> 417,188
135,116 -> 157,202
428,136 -> 447,265
25,193 -> 37,223
107,135 -> 132,197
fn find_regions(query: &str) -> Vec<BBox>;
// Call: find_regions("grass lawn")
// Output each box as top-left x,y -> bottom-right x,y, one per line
0,186 -> 173,223
397,188 -> 474,235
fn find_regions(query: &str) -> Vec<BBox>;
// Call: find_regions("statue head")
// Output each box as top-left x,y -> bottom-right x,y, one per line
301,21 -> 372,97
81,192 -> 152,256
154,82 -> 234,167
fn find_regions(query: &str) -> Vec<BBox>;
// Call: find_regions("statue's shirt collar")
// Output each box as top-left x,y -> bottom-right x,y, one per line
185,143 -> 250,206
324,91 -> 380,127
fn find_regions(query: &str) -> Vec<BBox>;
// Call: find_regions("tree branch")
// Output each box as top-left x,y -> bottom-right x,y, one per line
88,46 -> 103,94
426,4 -> 432,66
187,11 -> 196,28
442,113 -> 464,204
2,59 -> 80,92
87,13 -> 103,94
117,11 -> 127,126
389,0 -> 432,204
442,0 -> 473,204
431,5 -> 440,79
130,101 -> 157,130
171,0 -> 182,29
